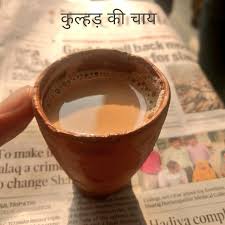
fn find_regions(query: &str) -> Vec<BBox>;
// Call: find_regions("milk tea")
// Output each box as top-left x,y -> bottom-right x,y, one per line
48,78 -> 148,135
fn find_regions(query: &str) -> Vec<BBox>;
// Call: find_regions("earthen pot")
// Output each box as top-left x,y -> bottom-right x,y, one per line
32,49 -> 170,197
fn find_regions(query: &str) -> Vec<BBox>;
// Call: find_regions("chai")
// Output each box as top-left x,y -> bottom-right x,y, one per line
45,70 -> 163,136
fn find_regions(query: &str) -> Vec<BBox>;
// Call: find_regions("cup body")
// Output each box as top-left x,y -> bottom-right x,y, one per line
32,49 -> 170,196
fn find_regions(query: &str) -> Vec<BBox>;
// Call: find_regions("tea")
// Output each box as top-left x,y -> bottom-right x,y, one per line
48,78 -> 148,135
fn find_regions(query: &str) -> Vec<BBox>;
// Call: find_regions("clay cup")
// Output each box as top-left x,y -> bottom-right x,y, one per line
32,49 -> 170,196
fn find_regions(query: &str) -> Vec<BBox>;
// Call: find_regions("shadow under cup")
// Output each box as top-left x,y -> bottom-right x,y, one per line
32,49 -> 170,197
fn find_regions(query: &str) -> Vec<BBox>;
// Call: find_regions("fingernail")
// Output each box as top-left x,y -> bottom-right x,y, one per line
27,86 -> 34,98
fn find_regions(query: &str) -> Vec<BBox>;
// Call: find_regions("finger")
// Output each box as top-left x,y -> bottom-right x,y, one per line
0,86 -> 34,146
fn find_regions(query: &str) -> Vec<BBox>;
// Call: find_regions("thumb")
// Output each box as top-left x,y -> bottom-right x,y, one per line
0,86 -> 34,146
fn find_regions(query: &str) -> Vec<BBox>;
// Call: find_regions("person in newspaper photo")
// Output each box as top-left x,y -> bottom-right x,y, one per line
161,137 -> 193,182
158,160 -> 188,188
0,86 -> 33,147
192,160 -> 217,182
139,148 -> 161,190
185,135 -> 210,165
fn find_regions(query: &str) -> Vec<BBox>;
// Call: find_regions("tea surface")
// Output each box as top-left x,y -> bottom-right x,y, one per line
48,78 -> 148,135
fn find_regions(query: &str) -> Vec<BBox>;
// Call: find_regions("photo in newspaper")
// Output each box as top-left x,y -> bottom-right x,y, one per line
167,63 -> 224,113
137,129 -> 225,192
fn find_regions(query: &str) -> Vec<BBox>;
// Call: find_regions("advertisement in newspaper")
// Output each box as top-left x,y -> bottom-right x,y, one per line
0,1 -> 225,225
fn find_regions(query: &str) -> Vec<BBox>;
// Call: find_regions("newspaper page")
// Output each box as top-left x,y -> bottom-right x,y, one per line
0,1 -> 225,225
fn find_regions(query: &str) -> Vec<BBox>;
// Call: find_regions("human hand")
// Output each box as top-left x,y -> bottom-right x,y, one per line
0,86 -> 34,146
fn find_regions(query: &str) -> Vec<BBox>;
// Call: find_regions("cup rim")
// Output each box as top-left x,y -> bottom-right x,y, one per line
33,49 -> 170,140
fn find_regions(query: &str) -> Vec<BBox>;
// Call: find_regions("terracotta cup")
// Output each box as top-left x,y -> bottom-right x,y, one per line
32,49 -> 170,197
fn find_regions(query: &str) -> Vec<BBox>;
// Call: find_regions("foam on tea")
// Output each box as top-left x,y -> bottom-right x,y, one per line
44,70 -> 164,135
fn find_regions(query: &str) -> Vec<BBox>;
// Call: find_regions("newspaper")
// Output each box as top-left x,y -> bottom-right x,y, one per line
0,1 -> 225,225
